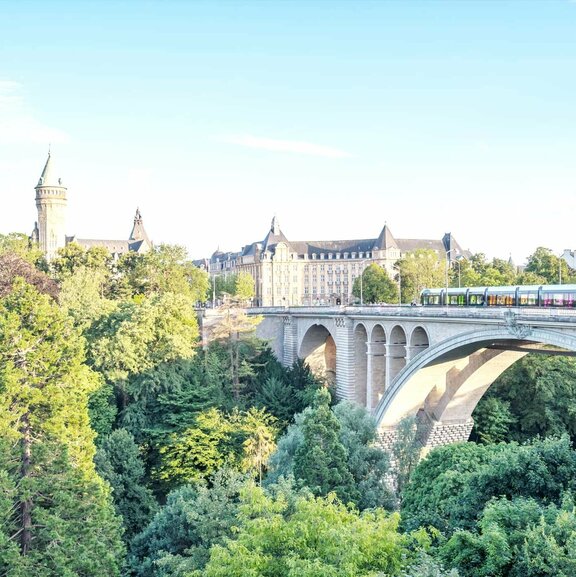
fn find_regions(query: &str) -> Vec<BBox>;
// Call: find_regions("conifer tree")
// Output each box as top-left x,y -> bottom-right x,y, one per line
293,388 -> 359,504
0,280 -> 124,575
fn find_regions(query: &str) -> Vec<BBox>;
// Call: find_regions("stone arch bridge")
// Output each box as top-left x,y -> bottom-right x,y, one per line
252,305 -> 576,451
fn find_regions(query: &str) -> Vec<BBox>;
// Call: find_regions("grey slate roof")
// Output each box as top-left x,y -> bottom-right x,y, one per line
205,218 -> 469,263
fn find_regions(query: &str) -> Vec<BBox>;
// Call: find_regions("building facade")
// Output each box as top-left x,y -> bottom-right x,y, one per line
200,217 -> 468,307
31,153 -> 152,260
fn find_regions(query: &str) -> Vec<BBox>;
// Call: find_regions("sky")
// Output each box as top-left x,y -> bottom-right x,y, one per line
1,0 -> 576,265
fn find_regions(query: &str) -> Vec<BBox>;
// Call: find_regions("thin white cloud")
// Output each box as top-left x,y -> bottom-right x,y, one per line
0,80 -> 69,145
219,134 -> 352,158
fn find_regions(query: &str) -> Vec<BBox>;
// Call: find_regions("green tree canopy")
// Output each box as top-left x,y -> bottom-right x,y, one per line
472,355 -> 576,444
155,407 -> 277,491
440,495 -> 576,577
267,394 -> 393,510
198,483 -> 416,577
524,247 -> 568,284
129,469 -> 249,576
0,280 -> 124,575
401,437 -> 576,536
0,232 -> 45,265
352,263 -> 399,304
95,428 -> 158,541
397,249 -> 445,303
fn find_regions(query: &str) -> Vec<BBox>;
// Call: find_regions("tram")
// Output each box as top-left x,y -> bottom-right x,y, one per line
420,285 -> 576,308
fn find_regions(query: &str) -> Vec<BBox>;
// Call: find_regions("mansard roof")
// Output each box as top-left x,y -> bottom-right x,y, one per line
290,239 -> 375,255
201,217 -> 469,263
69,238 -> 131,253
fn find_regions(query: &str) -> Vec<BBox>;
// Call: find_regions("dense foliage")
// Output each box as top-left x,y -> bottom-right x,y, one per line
3,238 -> 576,576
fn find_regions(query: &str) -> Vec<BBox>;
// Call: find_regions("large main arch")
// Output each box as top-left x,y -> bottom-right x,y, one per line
299,323 -> 337,384
374,327 -> 576,450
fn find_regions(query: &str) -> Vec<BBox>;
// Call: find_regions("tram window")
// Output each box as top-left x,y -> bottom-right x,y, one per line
469,294 -> 484,306
519,292 -> 537,306
553,294 -> 564,307
490,293 -> 515,306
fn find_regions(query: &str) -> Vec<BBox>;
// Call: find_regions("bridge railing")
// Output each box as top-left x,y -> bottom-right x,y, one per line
249,305 -> 576,323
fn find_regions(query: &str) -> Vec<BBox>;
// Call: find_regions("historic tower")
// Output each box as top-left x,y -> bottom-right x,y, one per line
32,152 -> 67,260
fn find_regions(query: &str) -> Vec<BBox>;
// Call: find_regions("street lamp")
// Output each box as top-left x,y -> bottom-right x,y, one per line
393,264 -> 401,304
455,255 -> 465,288
445,248 -> 459,305
359,260 -> 366,305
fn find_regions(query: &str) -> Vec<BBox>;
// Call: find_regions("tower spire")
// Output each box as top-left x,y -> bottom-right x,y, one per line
34,151 -> 67,260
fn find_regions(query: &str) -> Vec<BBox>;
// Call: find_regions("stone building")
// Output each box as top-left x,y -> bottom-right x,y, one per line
200,217 -> 467,306
31,152 -> 152,260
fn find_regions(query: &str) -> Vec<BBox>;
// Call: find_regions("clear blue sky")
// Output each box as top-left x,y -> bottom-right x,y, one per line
1,0 -> 575,264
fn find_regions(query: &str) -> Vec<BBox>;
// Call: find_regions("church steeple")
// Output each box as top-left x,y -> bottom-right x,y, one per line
34,151 -> 67,261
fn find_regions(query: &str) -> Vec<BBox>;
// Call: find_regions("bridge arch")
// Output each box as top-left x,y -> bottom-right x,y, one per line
388,325 -> 408,384
299,323 -> 337,384
368,324 -> 387,408
409,326 -> 430,357
375,327 -> 576,435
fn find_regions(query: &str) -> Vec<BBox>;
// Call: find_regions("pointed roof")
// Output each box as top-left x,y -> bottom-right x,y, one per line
36,152 -> 65,188
129,208 -> 151,246
373,224 -> 398,250
261,216 -> 291,252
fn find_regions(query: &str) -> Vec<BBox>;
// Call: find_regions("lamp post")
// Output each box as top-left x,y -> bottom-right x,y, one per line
393,264 -> 401,304
445,248 -> 458,305
212,274 -> 217,308
455,255 -> 464,288
359,260 -> 366,305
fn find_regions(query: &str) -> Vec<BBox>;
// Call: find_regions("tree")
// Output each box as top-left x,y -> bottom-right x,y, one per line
470,397 -> 516,444
51,242 -> 111,281
210,304 -> 262,401
333,401 -> 394,509
234,271 -> 256,303
293,389 -> 359,505
198,483 -> 415,577
0,252 -> 58,298
112,244 -> 209,301
95,428 -> 158,541
267,398 -> 393,510
0,280 -> 124,574
400,437 -> 576,536
87,292 -> 199,410
472,355 -> 576,444
524,247 -> 568,284
0,232 -> 45,265
392,415 -> 422,497
154,407 -> 277,491
397,249 -> 445,303
129,469 -> 249,576
58,266 -> 115,329
352,263 -> 399,303
440,496 -> 576,577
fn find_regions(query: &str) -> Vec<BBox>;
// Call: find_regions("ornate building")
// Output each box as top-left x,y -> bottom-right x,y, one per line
31,153 -> 152,260
200,217 -> 468,306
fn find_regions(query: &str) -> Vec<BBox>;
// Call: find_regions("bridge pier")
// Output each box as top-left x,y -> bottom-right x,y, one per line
334,317 -> 355,401
282,315 -> 298,366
